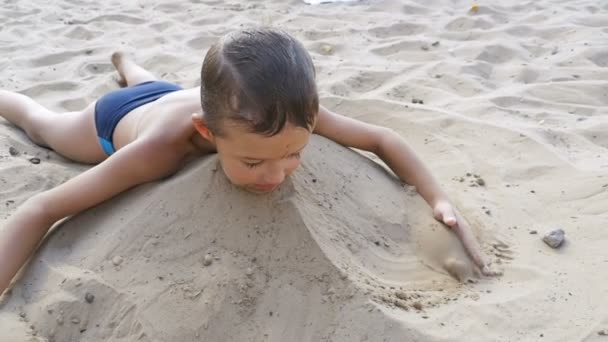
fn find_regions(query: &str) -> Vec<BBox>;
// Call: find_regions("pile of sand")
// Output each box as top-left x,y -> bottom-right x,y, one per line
3,137 -> 485,341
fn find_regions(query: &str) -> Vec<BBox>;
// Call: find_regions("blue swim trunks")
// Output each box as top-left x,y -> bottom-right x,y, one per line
94,80 -> 183,155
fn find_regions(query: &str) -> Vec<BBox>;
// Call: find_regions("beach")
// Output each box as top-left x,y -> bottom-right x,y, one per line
1,0 -> 607,341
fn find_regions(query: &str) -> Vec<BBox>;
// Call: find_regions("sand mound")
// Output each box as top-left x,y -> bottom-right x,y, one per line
1,137 -> 486,341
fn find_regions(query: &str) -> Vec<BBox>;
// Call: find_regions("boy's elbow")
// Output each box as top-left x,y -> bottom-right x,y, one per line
375,127 -> 400,155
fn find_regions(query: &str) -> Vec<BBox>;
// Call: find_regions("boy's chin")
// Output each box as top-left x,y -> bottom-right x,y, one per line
240,184 -> 278,194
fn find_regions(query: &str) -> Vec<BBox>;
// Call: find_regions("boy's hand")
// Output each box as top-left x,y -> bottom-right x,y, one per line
432,200 -> 501,277
432,200 -> 458,228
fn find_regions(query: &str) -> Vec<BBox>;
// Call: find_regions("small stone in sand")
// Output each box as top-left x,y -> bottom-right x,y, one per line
412,98 -> 424,104
413,302 -> 423,311
29,157 -> 41,164
475,178 -> 486,186
85,292 -> 95,303
432,41 -> 440,47
542,229 -> 565,248
320,44 -> 333,55
203,254 -> 213,266
112,256 -> 123,266
9,146 -> 19,156
245,267 -> 254,277
598,330 -> 608,336
529,230 -> 538,235
71,316 -> 80,324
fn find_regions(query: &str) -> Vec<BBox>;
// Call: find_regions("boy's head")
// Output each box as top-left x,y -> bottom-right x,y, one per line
196,28 -> 319,193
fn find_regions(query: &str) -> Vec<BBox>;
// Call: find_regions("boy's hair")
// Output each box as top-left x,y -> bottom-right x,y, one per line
200,28 -> 318,137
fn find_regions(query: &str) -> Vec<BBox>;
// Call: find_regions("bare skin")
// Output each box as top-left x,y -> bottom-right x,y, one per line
0,53 -> 495,295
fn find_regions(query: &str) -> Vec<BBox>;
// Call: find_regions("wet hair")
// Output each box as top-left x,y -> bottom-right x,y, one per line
200,28 -> 319,137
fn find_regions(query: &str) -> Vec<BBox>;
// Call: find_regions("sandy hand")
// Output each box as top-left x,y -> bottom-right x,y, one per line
433,200 -> 502,277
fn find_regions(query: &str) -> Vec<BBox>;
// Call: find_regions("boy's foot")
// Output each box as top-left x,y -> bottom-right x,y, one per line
111,51 -> 128,87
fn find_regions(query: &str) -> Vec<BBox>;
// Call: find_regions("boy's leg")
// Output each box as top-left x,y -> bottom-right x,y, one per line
112,52 -> 157,87
0,90 -> 106,164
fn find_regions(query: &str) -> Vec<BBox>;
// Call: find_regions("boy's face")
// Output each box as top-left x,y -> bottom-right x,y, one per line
214,122 -> 312,193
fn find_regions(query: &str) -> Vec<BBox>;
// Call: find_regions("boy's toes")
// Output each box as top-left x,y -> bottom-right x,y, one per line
111,51 -> 124,68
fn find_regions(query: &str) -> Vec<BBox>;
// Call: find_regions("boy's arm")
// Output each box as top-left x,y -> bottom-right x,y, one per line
314,105 -> 447,206
0,138 -> 183,295
314,105 -> 494,275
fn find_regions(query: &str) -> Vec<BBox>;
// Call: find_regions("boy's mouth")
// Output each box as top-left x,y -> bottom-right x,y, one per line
252,184 -> 278,192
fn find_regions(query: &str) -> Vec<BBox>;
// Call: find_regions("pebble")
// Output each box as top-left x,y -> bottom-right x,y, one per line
475,178 -> 486,186
599,330 -> 608,336
412,98 -> 424,104
529,230 -> 538,235
85,292 -> 95,303
320,44 -> 333,55
28,157 -> 40,164
9,146 -> 19,156
203,254 -> 213,266
71,317 -> 80,324
245,267 -> 254,277
542,229 -> 565,248
112,256 -> 123,266
56,315 -> 64,325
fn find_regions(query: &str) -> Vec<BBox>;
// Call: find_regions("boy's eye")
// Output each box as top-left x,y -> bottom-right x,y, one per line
244,161 -> 262,169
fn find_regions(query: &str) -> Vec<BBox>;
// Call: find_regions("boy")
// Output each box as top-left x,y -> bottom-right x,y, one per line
0,28 -> 495,295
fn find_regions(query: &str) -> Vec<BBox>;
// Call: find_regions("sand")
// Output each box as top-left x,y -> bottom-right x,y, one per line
0,0 -> 607,341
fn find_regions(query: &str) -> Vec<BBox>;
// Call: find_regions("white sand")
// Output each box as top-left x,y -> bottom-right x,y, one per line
1,0 -> 607,341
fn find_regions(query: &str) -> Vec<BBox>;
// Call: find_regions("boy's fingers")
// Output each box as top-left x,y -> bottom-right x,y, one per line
444,216 -> 457,227
441,206 -> 458,227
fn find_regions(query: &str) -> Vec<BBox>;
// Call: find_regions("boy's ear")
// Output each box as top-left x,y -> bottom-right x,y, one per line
191,113 -> 214,141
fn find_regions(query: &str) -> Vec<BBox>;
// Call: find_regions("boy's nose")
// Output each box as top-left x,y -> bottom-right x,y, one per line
263,165 -> 286,185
